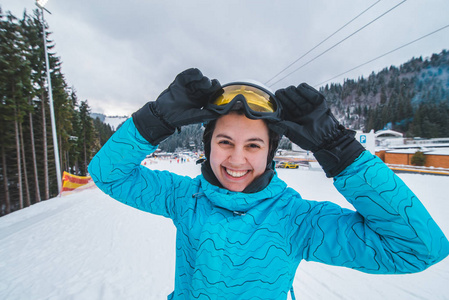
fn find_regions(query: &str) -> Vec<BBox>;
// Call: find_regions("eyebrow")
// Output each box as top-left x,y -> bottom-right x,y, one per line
215,134 -> 266,144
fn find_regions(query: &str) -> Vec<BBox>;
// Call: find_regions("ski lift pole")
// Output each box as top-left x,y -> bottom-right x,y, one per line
36,0 -> 62,194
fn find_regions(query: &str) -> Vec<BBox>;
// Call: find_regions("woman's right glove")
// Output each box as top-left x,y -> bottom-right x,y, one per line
269,83 -> 365,177
132,68 -> 221,146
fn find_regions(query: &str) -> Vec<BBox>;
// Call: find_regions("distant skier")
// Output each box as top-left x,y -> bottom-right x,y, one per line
89,68 -> 449,299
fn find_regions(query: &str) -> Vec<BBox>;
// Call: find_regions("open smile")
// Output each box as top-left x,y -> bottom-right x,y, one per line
225,168 -> 250,178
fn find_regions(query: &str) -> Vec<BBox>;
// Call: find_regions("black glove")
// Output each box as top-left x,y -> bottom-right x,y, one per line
269,83 -> 364,177
133,68 -> 221,145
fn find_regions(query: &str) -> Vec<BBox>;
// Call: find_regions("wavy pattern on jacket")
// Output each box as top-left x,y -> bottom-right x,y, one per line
88,118 -> 449,300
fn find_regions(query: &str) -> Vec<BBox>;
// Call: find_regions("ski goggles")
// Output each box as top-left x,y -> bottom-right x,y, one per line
206,82 -> 281,121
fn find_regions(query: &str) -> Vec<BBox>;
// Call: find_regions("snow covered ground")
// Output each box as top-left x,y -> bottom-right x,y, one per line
1,159 -> 448,300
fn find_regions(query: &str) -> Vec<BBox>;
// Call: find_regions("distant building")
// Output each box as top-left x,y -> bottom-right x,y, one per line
288,128 -> 449,169
375,129 -> 404,147
375,133 -> 449,169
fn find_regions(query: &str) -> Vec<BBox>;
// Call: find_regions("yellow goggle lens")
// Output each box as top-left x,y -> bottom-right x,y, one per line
212,85 -> 276,113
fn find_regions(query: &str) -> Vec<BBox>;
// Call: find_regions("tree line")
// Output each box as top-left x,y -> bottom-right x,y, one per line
159,50 -> 449,154
157,124 -> 293,153
321,49 -> 449,137
0,7 -> 113,216
160,51 -> 449,152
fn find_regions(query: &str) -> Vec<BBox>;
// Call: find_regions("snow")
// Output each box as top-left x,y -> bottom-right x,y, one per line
1,160 -> 448,300
426,148 -> 449,156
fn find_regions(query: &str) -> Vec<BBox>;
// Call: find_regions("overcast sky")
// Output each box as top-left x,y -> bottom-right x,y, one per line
5,0 -> 449,116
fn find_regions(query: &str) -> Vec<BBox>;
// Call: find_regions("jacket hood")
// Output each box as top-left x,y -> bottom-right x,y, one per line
199,174 -> 287,213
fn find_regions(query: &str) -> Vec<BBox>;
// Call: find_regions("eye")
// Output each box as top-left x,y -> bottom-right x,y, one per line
247,143 -> 261,149
218,140 -> 233,147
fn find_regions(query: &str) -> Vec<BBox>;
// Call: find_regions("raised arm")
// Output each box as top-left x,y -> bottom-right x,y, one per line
333,151 -> 449,273
88,118 -> 179,218
292,151 -> 449,273
88,68 -> 221,219
271,83 -> 449,273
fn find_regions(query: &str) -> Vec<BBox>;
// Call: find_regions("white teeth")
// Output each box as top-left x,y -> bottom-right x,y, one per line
226,168 -> 249,178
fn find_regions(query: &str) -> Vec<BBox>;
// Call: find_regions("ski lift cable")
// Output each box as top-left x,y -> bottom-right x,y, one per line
267,0 -> 407,88
312,24 -> 449,88
264,0 -> 382,86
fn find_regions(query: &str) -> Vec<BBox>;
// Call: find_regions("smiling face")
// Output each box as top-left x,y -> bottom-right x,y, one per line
209,112 -> 270,192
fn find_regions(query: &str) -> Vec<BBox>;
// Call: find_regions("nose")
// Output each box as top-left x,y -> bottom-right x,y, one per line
228,147 -> 246,166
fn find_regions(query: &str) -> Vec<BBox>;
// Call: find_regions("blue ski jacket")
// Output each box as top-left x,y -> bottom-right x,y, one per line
89,118 -> 449,299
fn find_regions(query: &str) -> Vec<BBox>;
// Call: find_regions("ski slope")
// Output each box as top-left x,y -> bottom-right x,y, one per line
1,160 -> 448,300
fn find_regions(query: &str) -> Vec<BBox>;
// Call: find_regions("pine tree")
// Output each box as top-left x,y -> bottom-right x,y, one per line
0,7 -> 107,214
0,7 -> 12,214
411,151 -> 426,166
78,100 -> 95,175
1,11 -> 33,209
22,9 -> 53,200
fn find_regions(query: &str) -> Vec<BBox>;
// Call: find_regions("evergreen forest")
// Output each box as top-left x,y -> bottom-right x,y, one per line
0,7 -> 113,216
322,49 -> 449,137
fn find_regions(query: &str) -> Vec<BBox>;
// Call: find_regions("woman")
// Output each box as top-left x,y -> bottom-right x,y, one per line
88,68 -> 449,299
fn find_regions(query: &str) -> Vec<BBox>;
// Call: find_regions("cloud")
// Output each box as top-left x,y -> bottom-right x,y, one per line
5,0 -> 449,115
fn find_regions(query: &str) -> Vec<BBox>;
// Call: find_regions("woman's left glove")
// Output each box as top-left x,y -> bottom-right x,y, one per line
133,68 -> 221,145
269,83 -> 365,177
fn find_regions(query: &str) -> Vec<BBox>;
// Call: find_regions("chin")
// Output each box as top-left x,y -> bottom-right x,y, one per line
226,185 -> 245,192
221,181 -> 248,192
